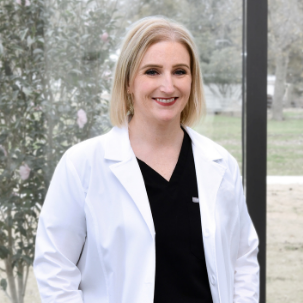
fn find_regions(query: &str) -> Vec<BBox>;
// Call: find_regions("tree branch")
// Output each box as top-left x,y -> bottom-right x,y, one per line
22,265 -> 29,299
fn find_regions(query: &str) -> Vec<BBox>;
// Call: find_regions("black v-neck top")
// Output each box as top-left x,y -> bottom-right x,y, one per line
137,129 -> 213,303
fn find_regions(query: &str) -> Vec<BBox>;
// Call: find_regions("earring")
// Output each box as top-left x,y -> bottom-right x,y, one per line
127,92 -> 134,115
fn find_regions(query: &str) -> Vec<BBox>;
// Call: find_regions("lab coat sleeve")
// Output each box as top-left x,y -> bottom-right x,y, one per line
34,152 -> 86,303
232,158 -> 260,303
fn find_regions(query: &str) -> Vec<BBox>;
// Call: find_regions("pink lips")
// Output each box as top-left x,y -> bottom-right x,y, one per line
153,97 -> 178,107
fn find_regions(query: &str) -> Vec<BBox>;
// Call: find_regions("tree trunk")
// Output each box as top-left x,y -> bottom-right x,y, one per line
283,83 -> 294,108
5,208 -> 19,303
17,263 -> 24,303
5,259 -> 18,303
272,50 -> 289,120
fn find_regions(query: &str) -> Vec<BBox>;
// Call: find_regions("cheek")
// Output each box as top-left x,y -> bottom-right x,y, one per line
133,82 -> 152,100
182,78 -> 192,94
182,83 -> 192,101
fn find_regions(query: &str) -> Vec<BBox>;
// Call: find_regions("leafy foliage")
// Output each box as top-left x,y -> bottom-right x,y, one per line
0,0 -> 117,301
268,0 -> 303,119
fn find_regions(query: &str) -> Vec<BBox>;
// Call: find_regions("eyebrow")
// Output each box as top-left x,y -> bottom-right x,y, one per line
140,64 -> 190,70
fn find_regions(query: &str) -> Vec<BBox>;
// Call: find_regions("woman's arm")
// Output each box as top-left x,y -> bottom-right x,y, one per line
34,152 -> 86,303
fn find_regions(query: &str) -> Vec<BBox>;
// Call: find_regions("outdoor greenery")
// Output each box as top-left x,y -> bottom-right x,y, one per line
0,0 -> 117,302
195,110 -> 303,176
268,0 -> 303,120
267,110 -> 303,175
195,113 -> 242,168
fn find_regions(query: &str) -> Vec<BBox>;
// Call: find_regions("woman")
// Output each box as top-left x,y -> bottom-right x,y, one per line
34,16 -> 259,303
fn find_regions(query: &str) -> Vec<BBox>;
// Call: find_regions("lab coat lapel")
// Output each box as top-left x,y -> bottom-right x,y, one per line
192,142 -> 226,229
185,128 -> 226,219
186,127 -> 226,285
104,127 -> 155,239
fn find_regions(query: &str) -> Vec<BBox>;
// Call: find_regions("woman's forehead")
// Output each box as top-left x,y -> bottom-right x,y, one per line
140,41 -> 191,65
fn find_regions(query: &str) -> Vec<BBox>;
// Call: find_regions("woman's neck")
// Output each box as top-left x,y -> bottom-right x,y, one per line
128,114 -> 185,181
128,115 -> 184,150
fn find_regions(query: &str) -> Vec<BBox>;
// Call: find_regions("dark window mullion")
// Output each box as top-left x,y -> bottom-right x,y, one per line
242,0 -> 268,302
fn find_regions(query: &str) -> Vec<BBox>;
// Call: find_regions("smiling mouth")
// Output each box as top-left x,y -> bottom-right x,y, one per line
153,97 -> 178,106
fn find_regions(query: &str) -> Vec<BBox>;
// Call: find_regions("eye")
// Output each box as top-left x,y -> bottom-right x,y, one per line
174,69 -> 187,75
145,69 -> 159,76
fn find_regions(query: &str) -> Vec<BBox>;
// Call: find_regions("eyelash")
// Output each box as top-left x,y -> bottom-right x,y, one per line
144,69 -> 187,76
175,69 -> 187,75
145,69 -> 158,76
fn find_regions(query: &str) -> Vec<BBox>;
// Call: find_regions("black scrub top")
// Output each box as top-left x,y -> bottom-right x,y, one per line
137,128 -> 213,303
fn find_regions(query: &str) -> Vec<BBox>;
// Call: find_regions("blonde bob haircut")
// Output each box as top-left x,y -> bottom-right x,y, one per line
110,16 -> 205,127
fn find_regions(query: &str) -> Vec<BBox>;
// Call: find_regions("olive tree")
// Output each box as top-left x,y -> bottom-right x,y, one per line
0,0 -> 117,302
269,0 -> 303,120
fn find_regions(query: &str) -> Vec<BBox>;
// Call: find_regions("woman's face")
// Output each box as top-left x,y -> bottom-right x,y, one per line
129,41 -> 192,126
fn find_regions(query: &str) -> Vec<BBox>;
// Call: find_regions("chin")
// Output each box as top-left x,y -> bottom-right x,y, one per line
154,114 -> 180,124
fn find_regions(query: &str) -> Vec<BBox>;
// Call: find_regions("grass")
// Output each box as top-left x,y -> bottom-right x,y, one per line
194,109 -> 303,176
194,113 -> 242,169
267,110 -> 303,175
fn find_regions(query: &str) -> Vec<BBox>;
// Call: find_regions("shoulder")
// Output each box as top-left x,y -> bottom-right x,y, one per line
56,128 -> 117,189
64,129 -> 111,163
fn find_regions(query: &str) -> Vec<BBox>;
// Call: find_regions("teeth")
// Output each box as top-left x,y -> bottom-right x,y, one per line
155,98 -> 175,103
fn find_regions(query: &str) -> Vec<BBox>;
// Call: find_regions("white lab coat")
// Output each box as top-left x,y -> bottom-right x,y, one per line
34,125 -> 259,303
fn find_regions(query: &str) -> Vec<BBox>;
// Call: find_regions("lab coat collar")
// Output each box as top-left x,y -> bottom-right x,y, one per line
184,126 -> 223,162
104,124 -> 133,162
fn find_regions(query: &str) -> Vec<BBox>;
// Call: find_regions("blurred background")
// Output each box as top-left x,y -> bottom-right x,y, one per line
0,0 -> 302,302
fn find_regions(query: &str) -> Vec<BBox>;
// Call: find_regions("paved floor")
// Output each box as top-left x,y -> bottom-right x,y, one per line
266,183 -> 303,303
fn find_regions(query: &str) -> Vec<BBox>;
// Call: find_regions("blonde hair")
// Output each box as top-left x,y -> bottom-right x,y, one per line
110,16 -> 205,127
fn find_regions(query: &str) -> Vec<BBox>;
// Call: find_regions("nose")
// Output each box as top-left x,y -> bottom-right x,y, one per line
160,72 -> 175,94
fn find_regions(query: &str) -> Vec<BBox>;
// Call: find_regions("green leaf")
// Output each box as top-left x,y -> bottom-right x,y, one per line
0,278 -> 7,291
37,37 -> 44,43
70,69 -> 82,75
0,42 -> 4,56
33,48 -> 43,54
0,246 -> 10,259
22,87 -> 32,96
20,28 -> 29,41
0,133 -> 8,144
27,36 -> 35,47
22,255 -> 33,265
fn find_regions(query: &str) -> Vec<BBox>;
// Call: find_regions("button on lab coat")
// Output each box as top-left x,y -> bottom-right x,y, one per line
34,126 -> 259,303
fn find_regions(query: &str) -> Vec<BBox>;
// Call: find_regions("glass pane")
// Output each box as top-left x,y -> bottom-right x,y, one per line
267,0 -> 303,301
0,0 -> 242,302
187,1 -> 243,170
119,0 -> 244,168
